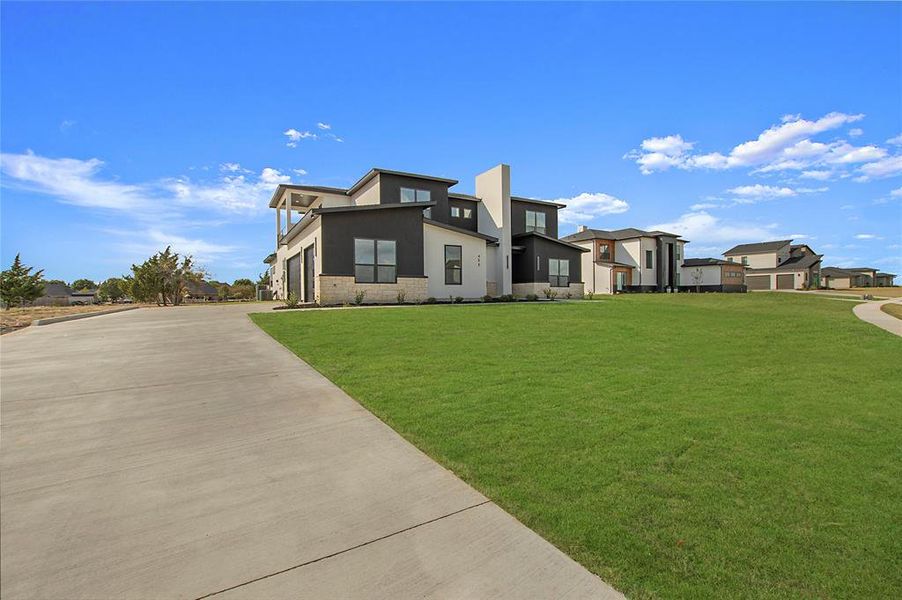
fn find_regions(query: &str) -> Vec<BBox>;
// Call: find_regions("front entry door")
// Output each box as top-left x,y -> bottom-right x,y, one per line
615,271 -> 626,292
287,253 -> 301,299
303,245 -> 315,302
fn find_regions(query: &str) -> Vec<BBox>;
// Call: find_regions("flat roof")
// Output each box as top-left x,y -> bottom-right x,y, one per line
347,168 -> 458,196
510,195 -> 567,209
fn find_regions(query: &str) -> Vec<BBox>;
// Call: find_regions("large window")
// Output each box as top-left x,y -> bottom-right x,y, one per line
645,250 -> 653,269
354,239 -> 396,283
400,188 -> 431,203
445,245 -> 462,285
598,243 -> 611,261
549,258 -> 569,287
741,256 -> 749,266
526,210 -> 546,234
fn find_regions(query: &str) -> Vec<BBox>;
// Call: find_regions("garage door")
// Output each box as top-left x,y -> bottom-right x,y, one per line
776,274 -> 795,289
746,275 -> 771,290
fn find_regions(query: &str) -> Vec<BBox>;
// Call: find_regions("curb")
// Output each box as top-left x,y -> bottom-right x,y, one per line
33,306 -> 141,326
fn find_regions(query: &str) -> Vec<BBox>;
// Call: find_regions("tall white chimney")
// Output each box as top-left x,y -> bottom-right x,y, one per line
475,164 -> 512,295
577,225 -> 588,233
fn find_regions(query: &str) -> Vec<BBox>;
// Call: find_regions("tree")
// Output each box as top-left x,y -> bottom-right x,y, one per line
690,268 -> 704,293
46,279 -> 67,285
124,247 -> 205,306
232,278 -> 254,287
97,277 -> 127,303
1,254 -> 45,309
215,282 -> 231,301
256,272 -> 269,286
71,278 -> 97,291
230,283 -> 255,300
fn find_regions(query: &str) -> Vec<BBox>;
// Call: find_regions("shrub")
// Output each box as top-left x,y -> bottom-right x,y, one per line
585,291 -> 595,300
397,290 -> 406,304
542,287 -> 558,300
499,294 -> 514,302
353,290 -> 366,306
565,292 -> 572,299
526,293 -> 538,301
285,291 -> 300,308
454,296 -> 463,304
482,294 -> 495,303
424,297 -> 437,304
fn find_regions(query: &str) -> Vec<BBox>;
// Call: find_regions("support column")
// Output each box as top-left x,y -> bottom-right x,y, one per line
276,198 -> 282,243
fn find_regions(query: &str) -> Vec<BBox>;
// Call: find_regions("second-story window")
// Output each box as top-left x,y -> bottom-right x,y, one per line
598,243 -> 611,261
451,206 -> 461,218
526,210 -> 546,234
463,208 -> 473,219
400,188 -> 431,203
645,250 -> 654,269
742,256 -> 749,266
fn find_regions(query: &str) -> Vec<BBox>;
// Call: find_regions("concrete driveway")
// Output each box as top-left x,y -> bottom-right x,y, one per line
1,304 -> 620,599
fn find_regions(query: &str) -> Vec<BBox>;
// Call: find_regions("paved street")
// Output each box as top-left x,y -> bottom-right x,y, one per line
0,304 -> 620,599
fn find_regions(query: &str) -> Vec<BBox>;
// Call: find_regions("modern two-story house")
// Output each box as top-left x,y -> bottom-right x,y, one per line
265,164 -> 586,304
561,227 -> 687,294
723,240 -> 822,290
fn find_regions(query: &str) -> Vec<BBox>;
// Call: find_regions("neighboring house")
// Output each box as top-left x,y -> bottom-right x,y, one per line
821,267 -> 896,288
723,240 -> 822,290
267,164 -> 586,304
680,258 -> 746,292
561,227 -> 687,294
33,283 -> 97,306
876,272 -> 897,287
184,280 -> 219,302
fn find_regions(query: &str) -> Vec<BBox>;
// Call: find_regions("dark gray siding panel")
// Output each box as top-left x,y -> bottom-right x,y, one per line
511,200 -> 559,238
512,236 -> 582,284
447,198 -> 479,231
378,173 -> 450,215
320,208 -> 425,277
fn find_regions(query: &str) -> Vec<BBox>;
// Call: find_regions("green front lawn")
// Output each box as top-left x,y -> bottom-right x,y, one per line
251,294 -> 901,599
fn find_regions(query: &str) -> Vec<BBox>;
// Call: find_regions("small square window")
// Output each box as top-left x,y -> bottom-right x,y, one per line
451,206 -> 461,218
463,208 -> 472,219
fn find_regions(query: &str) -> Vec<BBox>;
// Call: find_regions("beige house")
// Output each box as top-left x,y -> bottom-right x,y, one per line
561,227 -> 687,294
723,240 -> 822,290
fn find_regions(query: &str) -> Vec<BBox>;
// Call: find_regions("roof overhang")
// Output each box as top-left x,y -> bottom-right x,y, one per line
510,195 -> 566,209
269,184 -> 348,209
347,168 -> 458,196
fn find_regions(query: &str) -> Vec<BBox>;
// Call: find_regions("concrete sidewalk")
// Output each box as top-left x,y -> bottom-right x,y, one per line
0,304 -> 620,599
853,299 -> 902,337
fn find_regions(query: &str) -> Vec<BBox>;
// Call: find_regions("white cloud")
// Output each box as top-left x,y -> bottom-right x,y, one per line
890,187 -> 902,197
317,122 -> 331,130
59,119 -> 76,132
327,133 -> 344,143
849,128 -> 863,137
0,150 -> 148,210
855,155 -> 902,181
260,167 -> 290,184
647,211 -> 778,245
690,202 -> 721,210
887,134 -> 902,145
556,192 -> 630,224
840,204 -> 855,210
727,184 -> 798,198
625,112 -> 893,179
292,168 -> 308,176
855,234 -> 882,240
283,128 -> 317,147
1,150 -> 286,217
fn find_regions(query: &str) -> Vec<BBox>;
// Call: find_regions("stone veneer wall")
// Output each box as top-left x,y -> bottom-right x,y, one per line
317,275 -> 429,305
511,282 -> 585,298
486,282 -> 498,297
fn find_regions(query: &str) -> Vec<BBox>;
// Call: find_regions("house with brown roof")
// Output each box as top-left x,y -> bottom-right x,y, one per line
561,227 -> 687,294
680,258 -> 746,292
722,240 -> 822,290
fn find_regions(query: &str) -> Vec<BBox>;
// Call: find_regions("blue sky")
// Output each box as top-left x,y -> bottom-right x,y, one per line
2,2 -> 900,283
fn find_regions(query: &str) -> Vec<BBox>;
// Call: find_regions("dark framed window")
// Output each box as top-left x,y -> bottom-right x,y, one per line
354,238 -> 396,283
463,208 -> 473,219
451,206 -> 461,218
741,256 -> 749,266
526,210 -> 546,234
400,188 -> 431,203
645,250 -> 653,269
423,207 -> 432,219
598,243 -> 611,261
549,258 -> 569,287
445,245 -> 462,285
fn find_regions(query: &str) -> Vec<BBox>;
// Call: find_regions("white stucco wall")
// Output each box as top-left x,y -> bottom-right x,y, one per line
681,265 -> 721,286
575,241 -> 596,293
476,165 -> 512,295
825,276 -> 852,289
636,238 -> 657,287
424,224 -> 488,299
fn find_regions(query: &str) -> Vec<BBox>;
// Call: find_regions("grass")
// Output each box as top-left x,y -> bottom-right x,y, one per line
251,293 -> 901,599
881,303 -> 902,320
